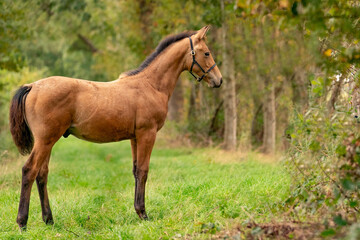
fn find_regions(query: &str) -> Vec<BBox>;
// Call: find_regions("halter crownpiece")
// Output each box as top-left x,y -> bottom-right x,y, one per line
188,37 -> 217,82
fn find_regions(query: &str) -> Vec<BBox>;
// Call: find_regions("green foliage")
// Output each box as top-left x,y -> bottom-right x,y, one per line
285,98 -> 360,237
0,0 -> 32,70
283,0 -> 360,237
321,228 -> 336,237
297,0 -> 360,75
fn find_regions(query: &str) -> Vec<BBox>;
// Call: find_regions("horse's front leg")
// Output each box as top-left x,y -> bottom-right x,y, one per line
132,129 -> 156,220
131,139 -> 137,180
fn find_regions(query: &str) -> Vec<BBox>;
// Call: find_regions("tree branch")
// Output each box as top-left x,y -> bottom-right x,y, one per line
77,34 -> 98,53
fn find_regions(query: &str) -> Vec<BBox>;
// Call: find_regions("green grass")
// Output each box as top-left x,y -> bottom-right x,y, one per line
0,136 -> 290,239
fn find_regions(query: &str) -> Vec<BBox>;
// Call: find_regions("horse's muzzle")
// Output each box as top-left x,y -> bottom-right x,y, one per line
213,78 -> 222,88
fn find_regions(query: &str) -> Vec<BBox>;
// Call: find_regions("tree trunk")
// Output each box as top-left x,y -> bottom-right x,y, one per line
138,0 -> 153,54
168,78 -> 184,121
263,82 -> 276,154
328,71 -> 346,113
251,103 -> 264,147
221,0 -> 237,151
291,71 -> 308,111
188,83 -> 200,121
208,100 -> 224,136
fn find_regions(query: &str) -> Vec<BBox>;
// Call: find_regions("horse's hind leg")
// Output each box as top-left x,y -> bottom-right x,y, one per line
16,142 -> 53,230
36,154 -> 53,224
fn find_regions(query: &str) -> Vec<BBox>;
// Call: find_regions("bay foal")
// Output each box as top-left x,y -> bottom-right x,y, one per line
9,26 -> 222,229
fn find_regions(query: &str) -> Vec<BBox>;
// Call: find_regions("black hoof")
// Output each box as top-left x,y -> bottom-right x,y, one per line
44,217 -> 54,225
142,214 -> 149,221
18,224 -> 27,232
43,213 -> 54,225
17,218 -> 28,232
137,210 -> 148,220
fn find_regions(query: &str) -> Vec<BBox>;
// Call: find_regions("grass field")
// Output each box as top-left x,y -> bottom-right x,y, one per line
0,136 -> 290,239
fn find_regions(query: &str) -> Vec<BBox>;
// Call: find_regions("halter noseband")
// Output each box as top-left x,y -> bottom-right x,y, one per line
188,37 -> 217,82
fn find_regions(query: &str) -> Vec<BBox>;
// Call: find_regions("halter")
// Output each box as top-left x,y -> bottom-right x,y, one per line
188,37 -> 217,82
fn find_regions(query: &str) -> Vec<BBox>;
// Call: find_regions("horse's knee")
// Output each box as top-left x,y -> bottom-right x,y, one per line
132,165 -> 136,178
23,147 -> 51,182
36,166 -> 49,184
21,165 -> 38,186
135,169 -> 148,180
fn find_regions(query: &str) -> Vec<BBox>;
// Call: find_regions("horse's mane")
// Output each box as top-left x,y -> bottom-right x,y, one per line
126,31 -> 196,76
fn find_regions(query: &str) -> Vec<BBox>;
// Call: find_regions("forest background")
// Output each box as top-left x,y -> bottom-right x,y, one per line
1,0 -> 360,238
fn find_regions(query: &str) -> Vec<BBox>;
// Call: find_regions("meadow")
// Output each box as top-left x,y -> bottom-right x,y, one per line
0,136 -> 290,239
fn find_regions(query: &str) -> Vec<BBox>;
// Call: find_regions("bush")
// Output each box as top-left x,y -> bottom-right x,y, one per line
285,98 -> 360,237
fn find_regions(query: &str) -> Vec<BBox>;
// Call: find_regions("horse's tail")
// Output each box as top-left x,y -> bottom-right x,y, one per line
9,85 -> 33,155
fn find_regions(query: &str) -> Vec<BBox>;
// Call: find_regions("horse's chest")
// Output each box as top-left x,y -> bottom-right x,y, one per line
136,102 -> 167,129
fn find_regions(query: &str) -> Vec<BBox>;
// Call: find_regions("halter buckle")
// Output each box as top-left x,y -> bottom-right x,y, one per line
191,50 -> 195,56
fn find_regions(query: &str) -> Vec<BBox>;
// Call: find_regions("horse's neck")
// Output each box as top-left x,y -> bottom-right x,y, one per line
140,39 -> 188,99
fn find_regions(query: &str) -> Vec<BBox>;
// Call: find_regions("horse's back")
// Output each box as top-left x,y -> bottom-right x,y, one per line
26,76 -> 117,110
25,76 -> 137,142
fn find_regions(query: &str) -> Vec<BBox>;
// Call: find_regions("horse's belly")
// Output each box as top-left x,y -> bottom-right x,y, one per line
69,120 -> 134,143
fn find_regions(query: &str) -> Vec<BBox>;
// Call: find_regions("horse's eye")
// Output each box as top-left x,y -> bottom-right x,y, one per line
205,52 -> 210,57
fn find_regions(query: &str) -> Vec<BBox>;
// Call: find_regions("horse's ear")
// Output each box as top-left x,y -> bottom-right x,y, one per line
196,25 -> 211,40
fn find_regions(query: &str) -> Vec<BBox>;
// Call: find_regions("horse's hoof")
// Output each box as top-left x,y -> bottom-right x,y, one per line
45,218 -> 54,225
137,210 -> 148,220
18,224 -> 27,232
142,214 -> 149,221
43,215 -> 54,225
17,218 -> 28,232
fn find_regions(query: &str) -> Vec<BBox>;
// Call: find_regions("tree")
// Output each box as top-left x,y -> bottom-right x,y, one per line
168,77 -> 184,121
263,80 -> 276,153
221,0 -> 237,150
0,0 -> 31,70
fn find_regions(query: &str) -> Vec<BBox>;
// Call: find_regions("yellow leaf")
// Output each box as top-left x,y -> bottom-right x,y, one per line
237,0 -> 247,9
324,49 -> 332,57
279,0 -> 289,9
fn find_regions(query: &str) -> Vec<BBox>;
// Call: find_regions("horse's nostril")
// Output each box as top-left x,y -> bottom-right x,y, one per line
220,78 -> 223,85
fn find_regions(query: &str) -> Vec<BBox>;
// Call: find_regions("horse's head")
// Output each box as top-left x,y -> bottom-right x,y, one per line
187,26 -> 223,88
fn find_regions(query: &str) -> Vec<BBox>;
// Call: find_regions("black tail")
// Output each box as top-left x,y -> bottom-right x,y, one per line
9,86 -> 33,155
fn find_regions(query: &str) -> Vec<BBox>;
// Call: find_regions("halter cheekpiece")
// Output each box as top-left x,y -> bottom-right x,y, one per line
188,37 -> 217,82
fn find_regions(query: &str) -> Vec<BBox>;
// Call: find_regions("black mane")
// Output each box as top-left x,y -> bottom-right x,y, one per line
126,31 -> 196,76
